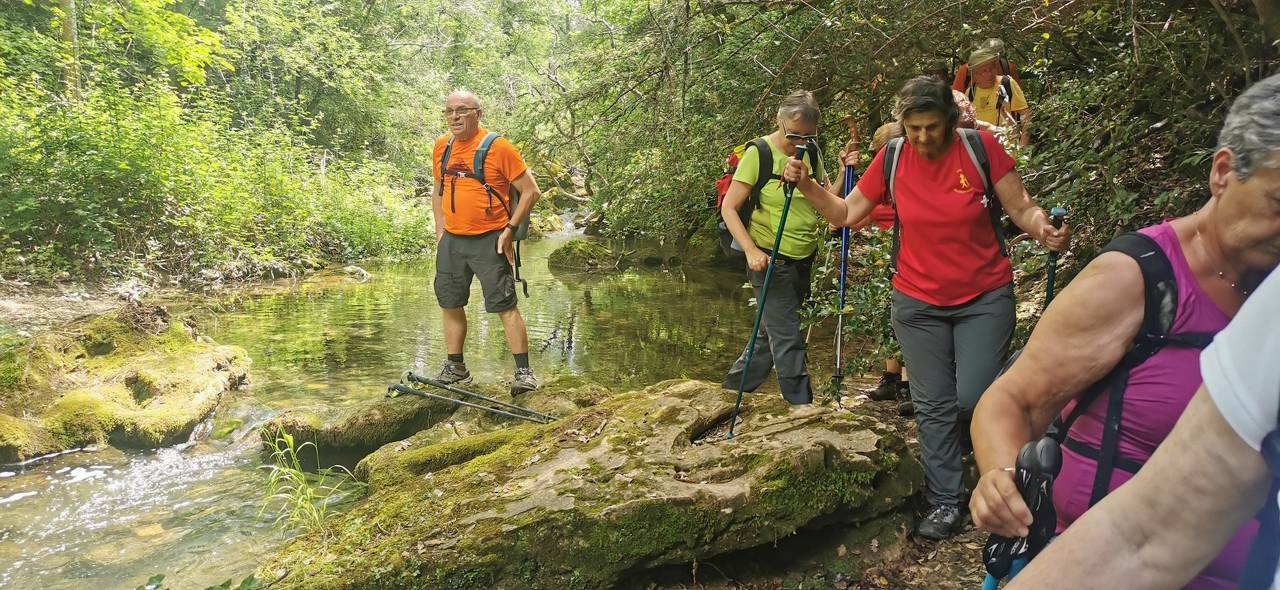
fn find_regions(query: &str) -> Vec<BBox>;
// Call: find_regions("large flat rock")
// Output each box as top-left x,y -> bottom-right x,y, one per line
260,379 -> 921,589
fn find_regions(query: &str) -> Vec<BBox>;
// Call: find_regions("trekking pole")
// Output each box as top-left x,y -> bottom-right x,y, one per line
399,370 -> 558,422
1044,207 -> 1067,307
387,384 -> 550,424
832,163 -> 855,391
980,437 -> 1063,589
727,143 -> 808,440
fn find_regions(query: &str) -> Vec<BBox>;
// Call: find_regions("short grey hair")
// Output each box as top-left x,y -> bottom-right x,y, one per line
1217,72 -> 1280,180
777,90 -> 821,126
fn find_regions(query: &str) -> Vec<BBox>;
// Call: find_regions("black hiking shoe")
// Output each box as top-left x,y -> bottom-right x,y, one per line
897,381 -> 915,416
869,372 -> 901,401
897,399 -> 915,417
435,361 -> 472,385
511,367 -> 539,394
916,504 -> 964,541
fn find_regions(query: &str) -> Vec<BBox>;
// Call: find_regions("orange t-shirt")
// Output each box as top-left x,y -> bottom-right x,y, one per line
432,129 -> 529,236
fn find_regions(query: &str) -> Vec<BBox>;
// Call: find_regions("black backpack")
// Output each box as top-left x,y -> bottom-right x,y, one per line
881,128 -> 1007,272
1044,232 -> 1214,503
716,138 -> 822,258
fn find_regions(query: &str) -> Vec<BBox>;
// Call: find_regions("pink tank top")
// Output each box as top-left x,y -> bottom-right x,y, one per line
1051,222 -> 1255,589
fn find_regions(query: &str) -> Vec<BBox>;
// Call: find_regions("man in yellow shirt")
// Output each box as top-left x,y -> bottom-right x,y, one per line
966,48 -> 1031,145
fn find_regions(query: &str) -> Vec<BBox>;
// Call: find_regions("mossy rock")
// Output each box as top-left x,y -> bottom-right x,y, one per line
41,345 -> 250,449
259,380 -> 921,589
0,304 -> 251,461
263,394 -> 460,470
546,239 -> 616,270
0,413 -> 60,464
354,377 -> 612,488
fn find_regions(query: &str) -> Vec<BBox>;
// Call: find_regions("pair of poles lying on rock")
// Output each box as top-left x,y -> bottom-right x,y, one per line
387,371 -> 557,424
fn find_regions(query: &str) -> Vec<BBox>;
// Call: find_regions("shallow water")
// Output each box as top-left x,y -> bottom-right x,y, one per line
0,235 -> 754,589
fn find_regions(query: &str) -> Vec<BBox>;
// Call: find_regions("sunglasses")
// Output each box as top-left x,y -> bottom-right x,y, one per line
782,123 -> 819,142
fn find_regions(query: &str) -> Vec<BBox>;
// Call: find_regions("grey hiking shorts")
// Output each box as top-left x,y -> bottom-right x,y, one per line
434,230 -> 517,313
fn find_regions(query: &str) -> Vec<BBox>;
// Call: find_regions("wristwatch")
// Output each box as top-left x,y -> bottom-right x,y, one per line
506,223 -> 519,232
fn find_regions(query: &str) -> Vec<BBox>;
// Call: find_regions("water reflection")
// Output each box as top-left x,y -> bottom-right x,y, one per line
0,236 -> 753,589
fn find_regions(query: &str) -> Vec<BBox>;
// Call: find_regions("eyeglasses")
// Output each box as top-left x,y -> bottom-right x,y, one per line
782,123 -> 818,141
441,107 -> 479,116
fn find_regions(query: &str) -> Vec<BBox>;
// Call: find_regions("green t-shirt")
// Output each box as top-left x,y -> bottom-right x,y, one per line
731,137 -> 827,260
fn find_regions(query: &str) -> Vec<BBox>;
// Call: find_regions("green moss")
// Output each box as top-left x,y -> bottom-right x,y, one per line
546,239 -> 615,270
42,387 -> 127,447
0,413 -> 58,463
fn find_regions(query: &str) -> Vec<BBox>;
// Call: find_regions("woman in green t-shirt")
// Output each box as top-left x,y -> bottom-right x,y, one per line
719,90 -> 846,405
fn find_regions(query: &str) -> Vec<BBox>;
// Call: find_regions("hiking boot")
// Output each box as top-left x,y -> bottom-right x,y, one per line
435,361 -> 472,385
510,367 -> 539,394
896,381 -> 915,416
915,504 -> 964,541
869,372 -> 901,401
897,399 -> 915,417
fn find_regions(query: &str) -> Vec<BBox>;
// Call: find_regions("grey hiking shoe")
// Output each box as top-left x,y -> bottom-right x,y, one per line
435,361 -> 472,385
916,504 -> 964,541
510,367 -> 539,394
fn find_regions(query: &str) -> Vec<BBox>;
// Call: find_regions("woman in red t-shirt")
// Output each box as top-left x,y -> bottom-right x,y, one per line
787,76 -> 1070,541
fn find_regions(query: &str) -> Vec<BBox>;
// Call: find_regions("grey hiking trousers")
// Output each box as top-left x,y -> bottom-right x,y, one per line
722,255 -> 814,405
891,283 -> 1015,507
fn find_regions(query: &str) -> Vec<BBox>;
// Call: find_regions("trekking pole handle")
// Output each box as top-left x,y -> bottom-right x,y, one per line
788,144 -> 809,192
1049,207 -> 1067,229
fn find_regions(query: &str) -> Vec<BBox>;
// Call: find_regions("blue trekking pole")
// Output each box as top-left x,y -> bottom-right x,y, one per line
832,164 -> 855,390
727,143 -> 809,440
1044,207 -> 1067,307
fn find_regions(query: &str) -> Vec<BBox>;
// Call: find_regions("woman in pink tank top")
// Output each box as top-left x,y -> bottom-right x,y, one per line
1049,222 -> 1257,589
967,204 -> 1272,590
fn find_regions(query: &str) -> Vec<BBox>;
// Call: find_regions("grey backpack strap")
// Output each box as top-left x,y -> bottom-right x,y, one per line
884,137 -> 905,272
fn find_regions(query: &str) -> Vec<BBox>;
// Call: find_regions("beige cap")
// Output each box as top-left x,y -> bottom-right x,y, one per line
968,48 -> 998,69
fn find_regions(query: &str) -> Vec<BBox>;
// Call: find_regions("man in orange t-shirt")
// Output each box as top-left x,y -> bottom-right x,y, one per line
431,90 -> 542,393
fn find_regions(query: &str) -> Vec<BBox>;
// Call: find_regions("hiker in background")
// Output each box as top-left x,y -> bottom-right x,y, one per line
831,122 -> 913,416
432,90 -> 542,394
925,62 -> 987,132
952,38 -> 1022,93
970,72 -> 1280,589
720,90 -> 847,405
1006,268 -> 1280,589
783,76 -> 1069,540
966,47 -> 1031,145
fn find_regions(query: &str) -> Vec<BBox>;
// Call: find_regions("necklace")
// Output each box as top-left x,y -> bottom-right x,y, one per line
1216,270 -> 1251,296
1195,225 -> 1251,297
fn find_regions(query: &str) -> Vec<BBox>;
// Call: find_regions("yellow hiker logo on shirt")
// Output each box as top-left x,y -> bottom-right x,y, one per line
955,169 -> 972,193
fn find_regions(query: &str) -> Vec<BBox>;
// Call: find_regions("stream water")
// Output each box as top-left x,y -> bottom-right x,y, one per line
0,235 -> 754,589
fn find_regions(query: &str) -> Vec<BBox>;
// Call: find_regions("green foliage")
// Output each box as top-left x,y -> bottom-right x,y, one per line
805,229 -> 896,379
135,573 -> 262,590
259,428 -> 365,533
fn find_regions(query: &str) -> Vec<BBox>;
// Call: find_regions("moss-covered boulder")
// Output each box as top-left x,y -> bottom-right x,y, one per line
0,304 -> 251,461
547,239 -> 616,270
259,379 -> 921,589
263,395 -> 461,469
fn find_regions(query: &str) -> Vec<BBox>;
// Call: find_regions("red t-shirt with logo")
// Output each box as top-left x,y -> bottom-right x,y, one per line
856,130 -> 1015,306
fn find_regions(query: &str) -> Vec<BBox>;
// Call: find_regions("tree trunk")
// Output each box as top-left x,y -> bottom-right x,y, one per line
60,0 -> 80,101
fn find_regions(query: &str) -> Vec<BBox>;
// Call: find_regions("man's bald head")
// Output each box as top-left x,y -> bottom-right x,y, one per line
443,90 -> 483,140
446,90 -> 482,110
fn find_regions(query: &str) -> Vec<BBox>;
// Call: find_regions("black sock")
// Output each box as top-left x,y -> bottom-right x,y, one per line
513,353 -> 530,369
448,353 -> 464,364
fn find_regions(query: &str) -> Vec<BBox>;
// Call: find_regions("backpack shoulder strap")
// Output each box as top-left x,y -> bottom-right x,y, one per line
804,142 -> 824,184
999,76 -> 1013,109
957,128 -> 1007,257
884,137 -> 905,271
748,138 -> 773,202
439,136 -> 456,177
473,132 -> 502,185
